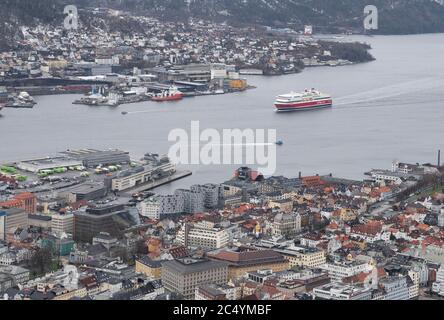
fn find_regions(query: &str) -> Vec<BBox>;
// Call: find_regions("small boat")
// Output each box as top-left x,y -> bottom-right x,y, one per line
121,111 -> 128,115
276,140 -> 284,146
152,86 -> 183,102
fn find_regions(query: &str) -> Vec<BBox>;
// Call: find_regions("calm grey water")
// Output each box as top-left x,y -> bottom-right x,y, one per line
1,34 -> 444,192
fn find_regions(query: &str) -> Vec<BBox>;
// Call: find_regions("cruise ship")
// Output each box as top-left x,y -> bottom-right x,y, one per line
274,89 -> 332,112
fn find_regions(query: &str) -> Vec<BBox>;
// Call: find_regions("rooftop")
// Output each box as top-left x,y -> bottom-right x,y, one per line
208,249 -> 286,267
162,258 -> 227,275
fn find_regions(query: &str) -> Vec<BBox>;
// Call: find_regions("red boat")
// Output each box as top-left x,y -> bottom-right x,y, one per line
152,86 -> 183,102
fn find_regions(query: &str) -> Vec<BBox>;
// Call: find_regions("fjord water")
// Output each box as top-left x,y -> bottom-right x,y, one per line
1,34 -> 444,192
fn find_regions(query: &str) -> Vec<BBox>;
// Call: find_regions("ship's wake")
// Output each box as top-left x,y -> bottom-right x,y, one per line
334,77 -> 444,108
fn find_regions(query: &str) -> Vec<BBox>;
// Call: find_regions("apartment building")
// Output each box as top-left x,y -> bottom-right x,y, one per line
138,194 -> 184,220
275,245 -> 326,268
273,212 -> 302,237
176,222 -> 230,250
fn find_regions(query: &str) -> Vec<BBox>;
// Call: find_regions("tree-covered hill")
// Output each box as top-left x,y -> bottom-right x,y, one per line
2,0 -> 444,50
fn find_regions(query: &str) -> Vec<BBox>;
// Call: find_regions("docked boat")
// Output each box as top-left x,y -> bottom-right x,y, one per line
152,86 -> 183,102
73,93 -> 119,107
5,101 -> 35,108
274,88 -> 332,112
17,91 -> 36,105
0,86 -> 7,112
6,91 -> 37,108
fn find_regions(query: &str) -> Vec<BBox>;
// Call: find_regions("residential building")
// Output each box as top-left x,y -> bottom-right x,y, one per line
273,212 -> 302,237
275,245 -> 326,268
135,256 -> 162,279
176,222 -> 230,250
138,194 -> 184,220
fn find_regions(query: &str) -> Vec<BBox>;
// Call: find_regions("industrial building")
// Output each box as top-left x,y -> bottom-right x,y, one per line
58,182 -> 107,203
60,149 -> 130,168
16,157 -> 82,173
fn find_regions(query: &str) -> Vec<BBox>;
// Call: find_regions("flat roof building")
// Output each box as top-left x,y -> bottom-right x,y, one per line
73,204 -> 134,243
162,258 -> 228,300
60,149 -> 130,168
17,157 -> 82,173
0,211 -> 6,241
111,162 -> 176,192
313,283 -> 372,300
207,249 -> 289,280
51,213 -> 74,235
3,208 -> 28,234
58,182 -> 107,203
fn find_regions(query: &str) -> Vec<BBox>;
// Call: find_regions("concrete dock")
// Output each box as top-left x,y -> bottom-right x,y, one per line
123,170 -> 192,194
